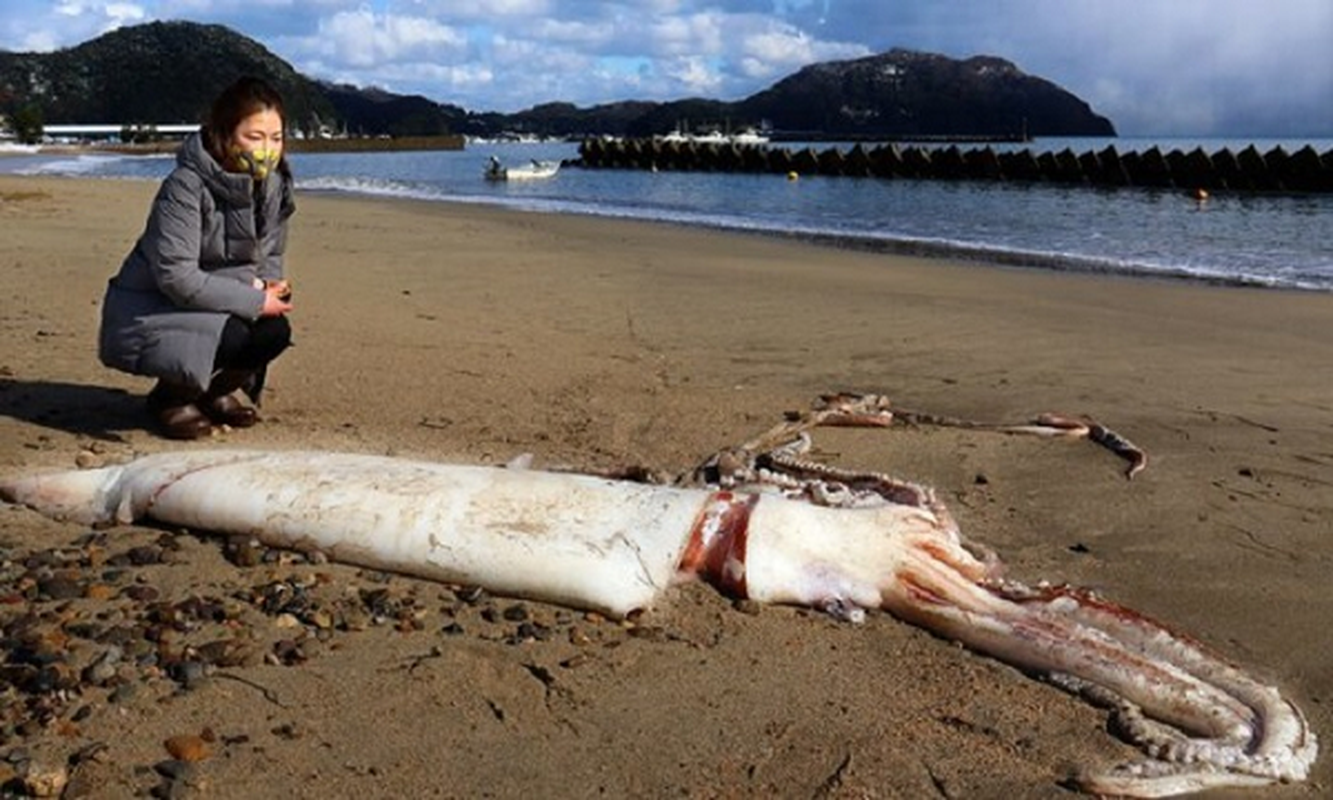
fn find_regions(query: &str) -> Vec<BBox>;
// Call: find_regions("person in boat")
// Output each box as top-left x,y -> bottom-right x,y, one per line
99,76 -> 296,440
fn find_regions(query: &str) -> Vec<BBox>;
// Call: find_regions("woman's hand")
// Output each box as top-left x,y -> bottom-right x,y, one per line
260,280 -> 293,317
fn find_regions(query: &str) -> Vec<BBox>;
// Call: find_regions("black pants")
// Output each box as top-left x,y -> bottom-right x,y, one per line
215,315 -> 292,372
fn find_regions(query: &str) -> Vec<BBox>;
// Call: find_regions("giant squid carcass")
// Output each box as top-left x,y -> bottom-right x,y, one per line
0,394 -> 1315,797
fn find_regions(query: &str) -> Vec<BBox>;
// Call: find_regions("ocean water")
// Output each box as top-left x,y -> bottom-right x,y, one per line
3,136 -> 1331,291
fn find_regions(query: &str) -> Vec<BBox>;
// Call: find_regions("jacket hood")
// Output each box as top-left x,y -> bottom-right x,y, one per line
176,132 -> 258,206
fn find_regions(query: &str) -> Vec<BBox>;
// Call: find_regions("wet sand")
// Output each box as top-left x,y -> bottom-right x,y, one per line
1,174 -> 1330,798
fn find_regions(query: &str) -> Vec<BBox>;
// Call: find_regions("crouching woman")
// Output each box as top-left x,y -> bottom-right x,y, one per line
100,76 -> 296,439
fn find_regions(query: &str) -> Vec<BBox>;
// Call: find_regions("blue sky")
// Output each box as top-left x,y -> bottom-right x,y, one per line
2,1 -> 1330,136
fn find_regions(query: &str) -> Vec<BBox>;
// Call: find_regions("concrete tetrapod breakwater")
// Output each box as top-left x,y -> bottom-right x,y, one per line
576,137 -> 1333,193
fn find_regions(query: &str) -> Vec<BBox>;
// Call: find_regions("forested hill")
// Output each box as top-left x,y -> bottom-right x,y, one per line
738,49 -> 1115,139
0,22 -> 1115,140
0,22 -> 337,134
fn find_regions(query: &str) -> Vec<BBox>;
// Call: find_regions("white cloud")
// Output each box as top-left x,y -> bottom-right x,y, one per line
105,3 -> 146,23
734,21 -> 867,80
650,12 -> 726,58
661,55 -> 724,96
50,1 -> 144,24
415,0 -> 553,22
525,16 -> 614,48
290,9 -> 467,68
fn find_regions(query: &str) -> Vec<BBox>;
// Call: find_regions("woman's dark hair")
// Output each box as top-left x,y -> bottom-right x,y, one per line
202,77 -> 289,172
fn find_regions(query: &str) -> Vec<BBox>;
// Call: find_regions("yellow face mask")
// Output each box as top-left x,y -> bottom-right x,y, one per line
230,146 -> 281,180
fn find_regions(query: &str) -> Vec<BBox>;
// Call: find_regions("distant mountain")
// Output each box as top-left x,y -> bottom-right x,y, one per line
737,49 -> 1115,138
318,82 -> 469,138
0,22 -> 1115,140
0,21 -> 336,134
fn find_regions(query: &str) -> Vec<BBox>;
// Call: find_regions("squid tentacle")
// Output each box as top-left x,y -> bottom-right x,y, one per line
1021,586 -> 1317,778
876,550 -> 1314,794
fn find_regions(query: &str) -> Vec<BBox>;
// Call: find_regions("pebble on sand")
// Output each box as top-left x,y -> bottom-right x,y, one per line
163,734 -> 211,763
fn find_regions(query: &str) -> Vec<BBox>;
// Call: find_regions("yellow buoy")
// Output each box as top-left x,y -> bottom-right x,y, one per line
787,171 -> 799,181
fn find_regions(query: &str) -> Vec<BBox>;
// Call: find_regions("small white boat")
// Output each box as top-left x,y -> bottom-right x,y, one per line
485,156 -> 560,181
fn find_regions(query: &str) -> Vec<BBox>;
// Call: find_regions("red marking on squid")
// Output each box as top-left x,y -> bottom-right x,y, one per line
680,491 -> 757,598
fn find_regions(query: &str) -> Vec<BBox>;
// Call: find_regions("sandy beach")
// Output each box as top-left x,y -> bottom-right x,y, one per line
1,173 -> 1330,798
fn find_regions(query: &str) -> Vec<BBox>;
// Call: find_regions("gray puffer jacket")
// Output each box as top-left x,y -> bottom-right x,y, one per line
99,132 -> 296,391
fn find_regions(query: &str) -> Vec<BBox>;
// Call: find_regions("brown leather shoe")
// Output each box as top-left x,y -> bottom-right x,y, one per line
204,393 -> 258,428
146,380 -> 212,440
154,401 -> 213,440
201,369 -> 260,428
